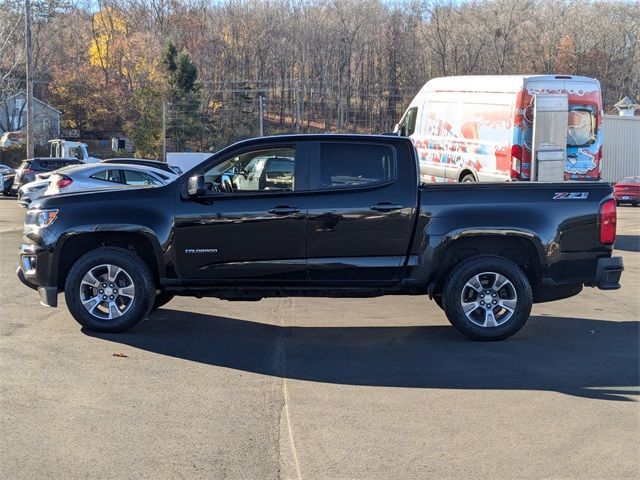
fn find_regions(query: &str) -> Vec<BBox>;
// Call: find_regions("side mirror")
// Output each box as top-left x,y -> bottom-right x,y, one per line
393,123 -> 406,136
188,175 -> 206,197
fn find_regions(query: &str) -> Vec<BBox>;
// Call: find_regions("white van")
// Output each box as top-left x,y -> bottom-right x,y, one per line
395,75 -> 603,182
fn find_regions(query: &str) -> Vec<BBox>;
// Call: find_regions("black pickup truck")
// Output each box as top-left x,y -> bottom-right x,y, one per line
17,134 -> 623,340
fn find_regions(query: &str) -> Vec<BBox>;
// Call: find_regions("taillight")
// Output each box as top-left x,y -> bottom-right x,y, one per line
511,144 -> 522,179
55,175 -> 73,189
599,198 -> 616,244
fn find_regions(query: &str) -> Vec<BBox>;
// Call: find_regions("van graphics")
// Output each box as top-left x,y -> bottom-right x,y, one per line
519,85 -> 602,180
406,76 -> 602,183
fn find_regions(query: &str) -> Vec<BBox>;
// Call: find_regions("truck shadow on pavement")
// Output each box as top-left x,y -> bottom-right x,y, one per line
615,235 -> 640,253
87,311 -> 639,402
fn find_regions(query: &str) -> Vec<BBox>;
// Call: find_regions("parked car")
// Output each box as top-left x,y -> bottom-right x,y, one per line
12,158 -> 83,194
16,171 -> 56,206
101,158 -> 179,174
613,176 -> 640,206
1,164 -> 16,196
17,179 -> 49,207
229,155 -> 294,191
44,163 -> 177,197
17,134 -> 623,340
0,163 -> 14,175
2,172 -> 15,195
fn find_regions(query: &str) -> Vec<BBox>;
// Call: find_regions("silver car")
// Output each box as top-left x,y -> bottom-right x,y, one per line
44,163 -> 177,197
17,178 -> 49,207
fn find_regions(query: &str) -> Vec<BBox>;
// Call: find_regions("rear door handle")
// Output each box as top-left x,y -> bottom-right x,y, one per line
370,203 -> 403,212
268,206 -> 300,215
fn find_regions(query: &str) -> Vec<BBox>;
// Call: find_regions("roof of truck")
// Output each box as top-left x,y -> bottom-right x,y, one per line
414,75 -> 600,98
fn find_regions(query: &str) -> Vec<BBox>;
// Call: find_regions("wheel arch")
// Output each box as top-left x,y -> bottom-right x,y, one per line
55,228 -> 163,290
428,231 -> 545,297
458,169 -> 477,182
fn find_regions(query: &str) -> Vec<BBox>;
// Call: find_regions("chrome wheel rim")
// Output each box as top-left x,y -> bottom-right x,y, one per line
79,264 -> 135,320
460,272 -> 517,328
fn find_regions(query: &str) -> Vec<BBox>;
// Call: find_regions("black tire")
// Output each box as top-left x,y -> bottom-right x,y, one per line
461,174 -> 476,182
64,247 -> 156,332
442,255 -> 533,341
151,291 -> 175,311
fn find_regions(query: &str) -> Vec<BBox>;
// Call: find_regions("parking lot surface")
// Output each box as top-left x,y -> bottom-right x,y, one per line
1,196 -> 638,479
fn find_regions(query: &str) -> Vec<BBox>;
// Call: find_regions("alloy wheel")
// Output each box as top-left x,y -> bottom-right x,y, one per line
459,272 -> 517,328
79,264 -> 135,320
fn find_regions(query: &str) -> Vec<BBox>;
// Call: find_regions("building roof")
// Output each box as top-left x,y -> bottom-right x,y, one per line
614,96 -> 639,110
5,92 -> 62,114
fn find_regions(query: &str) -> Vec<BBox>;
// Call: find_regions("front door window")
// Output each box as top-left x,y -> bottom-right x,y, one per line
202,147 -> 296,193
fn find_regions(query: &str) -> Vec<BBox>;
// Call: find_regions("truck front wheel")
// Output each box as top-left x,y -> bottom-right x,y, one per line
442,255 -> 533,341
64,247 -> 156,332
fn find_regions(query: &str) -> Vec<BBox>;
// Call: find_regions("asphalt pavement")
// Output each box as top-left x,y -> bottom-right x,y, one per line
0,195 -> 638,479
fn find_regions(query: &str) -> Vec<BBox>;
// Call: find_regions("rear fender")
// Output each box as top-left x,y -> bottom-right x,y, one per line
406,226 -> 547,291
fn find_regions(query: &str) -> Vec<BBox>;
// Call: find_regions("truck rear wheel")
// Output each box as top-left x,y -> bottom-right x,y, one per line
442,255 -> 532,341
64,247 -> 156,332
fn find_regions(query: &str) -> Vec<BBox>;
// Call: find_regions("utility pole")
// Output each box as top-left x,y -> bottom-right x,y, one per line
295,83 -> 302,133
258,95 -> 264,137
25,0 -> 34,158
162,101 -> 167,162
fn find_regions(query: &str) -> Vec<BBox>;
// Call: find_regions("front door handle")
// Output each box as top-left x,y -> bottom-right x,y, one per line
370,203 -> 403,212
268,206 -> 300,215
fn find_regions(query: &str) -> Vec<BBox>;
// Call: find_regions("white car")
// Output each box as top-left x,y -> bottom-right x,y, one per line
18,178 -> 49,207
44,163 -> 177,197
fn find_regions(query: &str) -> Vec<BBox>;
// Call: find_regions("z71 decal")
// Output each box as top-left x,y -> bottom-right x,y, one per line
553,192 -> 589,200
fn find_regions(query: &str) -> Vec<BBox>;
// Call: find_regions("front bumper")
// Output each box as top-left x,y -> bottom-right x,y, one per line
17,242 -> 59,307
16,266 -> 58,307
595,256 -> 624,290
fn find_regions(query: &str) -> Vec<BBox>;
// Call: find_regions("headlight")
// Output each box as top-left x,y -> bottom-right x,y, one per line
25,209 -> 59,228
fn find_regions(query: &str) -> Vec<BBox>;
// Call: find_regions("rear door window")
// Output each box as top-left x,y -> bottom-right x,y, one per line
123,170 -> 161,186
567,107 -> 596,147
91,169 -> 124,184
318,143 -> 396,188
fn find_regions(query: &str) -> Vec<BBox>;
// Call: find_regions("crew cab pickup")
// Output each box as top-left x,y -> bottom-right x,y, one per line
17,135 -> 623,340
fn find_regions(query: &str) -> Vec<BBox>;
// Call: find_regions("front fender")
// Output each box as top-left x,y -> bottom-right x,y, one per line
47,224 -> 167,288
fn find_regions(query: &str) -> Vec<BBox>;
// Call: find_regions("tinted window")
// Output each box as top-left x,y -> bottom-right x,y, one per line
123,170 -> 161,186
264,158 -> 294,174
91,170 -> 124,183
319,143 -> 395,188
60,159 -> 81,166
402,107 -> 418,136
